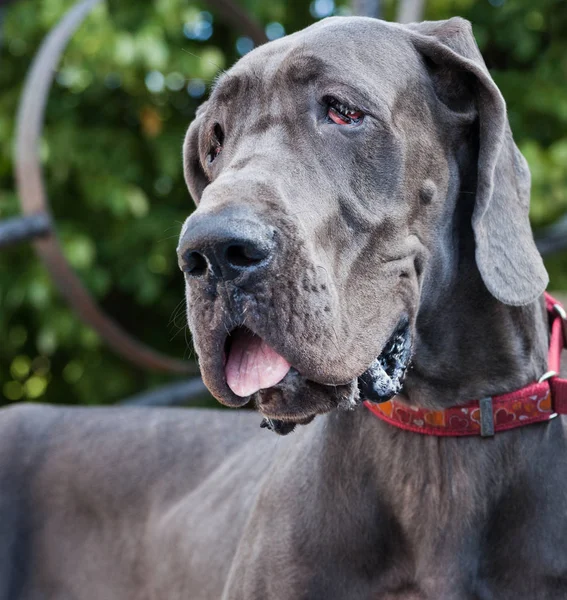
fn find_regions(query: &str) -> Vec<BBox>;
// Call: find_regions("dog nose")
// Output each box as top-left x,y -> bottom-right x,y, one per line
178,213 -> 275,281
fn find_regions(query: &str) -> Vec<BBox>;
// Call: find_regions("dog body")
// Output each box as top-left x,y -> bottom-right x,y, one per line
2,403 -> 567,599
2,15 -> 566,600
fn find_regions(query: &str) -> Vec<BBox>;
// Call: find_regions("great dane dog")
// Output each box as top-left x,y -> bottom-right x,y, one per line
2,15 -> 567,600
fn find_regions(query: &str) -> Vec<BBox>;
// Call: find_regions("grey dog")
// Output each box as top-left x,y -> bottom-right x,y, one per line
1,15 -> 566,600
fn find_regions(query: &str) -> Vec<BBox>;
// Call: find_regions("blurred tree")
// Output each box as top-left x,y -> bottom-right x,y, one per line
0,0 -> 565,407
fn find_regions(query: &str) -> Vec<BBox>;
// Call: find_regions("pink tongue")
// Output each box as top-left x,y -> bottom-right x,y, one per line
225,329 -> 291,397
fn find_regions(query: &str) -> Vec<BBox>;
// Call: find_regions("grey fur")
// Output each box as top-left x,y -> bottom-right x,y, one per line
0,16 -> 565,599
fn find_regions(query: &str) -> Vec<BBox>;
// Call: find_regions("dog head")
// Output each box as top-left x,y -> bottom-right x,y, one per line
177,17 -> 547,432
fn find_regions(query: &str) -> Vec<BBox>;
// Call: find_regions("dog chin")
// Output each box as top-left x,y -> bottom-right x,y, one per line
196,315 -> 412,436
255,369 -> 361,435
251,318 -> 412,436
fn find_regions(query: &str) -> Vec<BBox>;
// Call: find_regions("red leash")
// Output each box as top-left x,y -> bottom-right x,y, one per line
365,293 -> 567,437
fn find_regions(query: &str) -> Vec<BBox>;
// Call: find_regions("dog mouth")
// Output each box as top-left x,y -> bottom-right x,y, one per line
224,327 -> 292,398
221,319 -> 411,435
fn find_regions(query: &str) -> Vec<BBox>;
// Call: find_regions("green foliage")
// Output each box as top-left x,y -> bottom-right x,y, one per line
0,0 -> 566,406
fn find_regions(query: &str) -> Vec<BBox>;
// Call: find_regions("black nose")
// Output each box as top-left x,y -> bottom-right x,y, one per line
178,212 -> 275,281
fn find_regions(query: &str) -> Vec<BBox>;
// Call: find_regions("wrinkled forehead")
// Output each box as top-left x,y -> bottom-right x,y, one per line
210,17 -> 420,113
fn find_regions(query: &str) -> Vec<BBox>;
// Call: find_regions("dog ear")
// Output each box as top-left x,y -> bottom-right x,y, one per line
407,18 -> 548,306
183,101 -> 210,204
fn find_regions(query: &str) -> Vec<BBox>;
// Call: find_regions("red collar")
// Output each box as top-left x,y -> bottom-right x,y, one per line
365,293 -> 567,437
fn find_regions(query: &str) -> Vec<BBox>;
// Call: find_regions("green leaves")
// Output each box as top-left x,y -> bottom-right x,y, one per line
0,0 -> 222,405
522,139 -> 567,227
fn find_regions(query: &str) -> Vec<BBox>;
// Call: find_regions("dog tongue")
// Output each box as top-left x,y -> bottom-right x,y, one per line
225,329 -> 291,397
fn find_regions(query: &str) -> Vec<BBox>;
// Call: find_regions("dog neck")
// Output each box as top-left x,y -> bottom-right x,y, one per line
403,190 -> 549,410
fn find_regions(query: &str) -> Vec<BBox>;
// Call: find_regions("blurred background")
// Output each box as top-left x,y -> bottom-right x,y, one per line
0,0 -> 566,408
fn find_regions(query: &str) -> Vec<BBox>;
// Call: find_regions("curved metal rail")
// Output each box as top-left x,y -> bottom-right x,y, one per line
14,0 -> 196,374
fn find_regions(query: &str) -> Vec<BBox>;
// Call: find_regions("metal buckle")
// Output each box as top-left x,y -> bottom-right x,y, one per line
538,372 -> 560,420
479,397 -> 494,437
553,303 -> 567,320
539,371 -> 558,383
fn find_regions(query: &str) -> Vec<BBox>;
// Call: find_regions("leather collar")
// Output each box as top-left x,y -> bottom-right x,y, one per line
365,292 -> 567,437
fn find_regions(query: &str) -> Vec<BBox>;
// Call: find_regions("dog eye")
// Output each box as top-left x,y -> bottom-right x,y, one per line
208,123 -> 224,163
325,97 -> 364,126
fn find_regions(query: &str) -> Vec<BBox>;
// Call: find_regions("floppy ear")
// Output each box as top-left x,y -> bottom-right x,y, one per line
183,101 -> 210,205
406,18 -> 548,306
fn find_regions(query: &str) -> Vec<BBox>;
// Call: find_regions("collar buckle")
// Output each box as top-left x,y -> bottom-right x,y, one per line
539,370 -> 558,383
553,303 -> 567,320
479,397 -> 494,437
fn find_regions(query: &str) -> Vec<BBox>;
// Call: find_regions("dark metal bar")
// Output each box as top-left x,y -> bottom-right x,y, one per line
397,0 -> 426,23
0,213 -> 51,248
535,215 -> 567,257
120,378 -> 209,407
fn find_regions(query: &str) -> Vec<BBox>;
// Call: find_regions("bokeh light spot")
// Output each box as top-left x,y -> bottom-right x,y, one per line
3,381 -> 23,401
166,72 -> 186,91
310,0 -> 335,19
236,36 -> 254,56
37,329 -> 57,355
145,71 -> 165,93
127,190 -> 150,218
28,280 -> 50,308
154,175 -> 173,195
183,12 -> 214,41
140,106 -> 163,138
148,254 -> 167,274
63,360 -> 84,384
266,22 -> 286,41
25,376 -> 48,399
65,235 -> 96,269
10,355 -> 31,380
525,11 -> 544,31
187,78 -> 206,98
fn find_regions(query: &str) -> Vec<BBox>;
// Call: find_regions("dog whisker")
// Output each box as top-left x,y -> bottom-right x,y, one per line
169,298 -> 187,327
182,48 -> 228,78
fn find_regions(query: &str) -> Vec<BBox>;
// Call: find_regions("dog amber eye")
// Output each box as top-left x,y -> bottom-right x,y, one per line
208,123 -> 224,163
326,98 -> 364,126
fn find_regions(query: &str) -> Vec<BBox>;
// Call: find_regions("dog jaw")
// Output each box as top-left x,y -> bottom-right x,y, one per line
256,369 -> 361,434
187,279 -> 413,435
